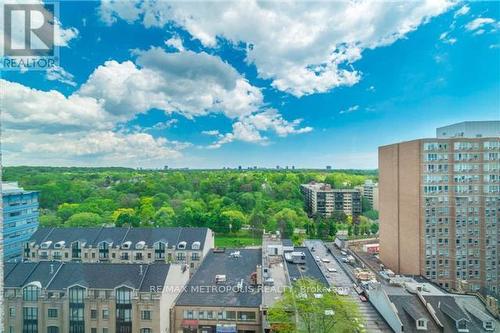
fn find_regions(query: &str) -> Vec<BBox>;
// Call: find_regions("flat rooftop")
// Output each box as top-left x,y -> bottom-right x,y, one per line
175,248 -> 262,307
285,246 -> 328,285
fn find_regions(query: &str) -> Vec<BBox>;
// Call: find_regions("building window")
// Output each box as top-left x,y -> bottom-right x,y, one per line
99,242 -> 110,259
102,309 -> 109,319
238,311 -> 256,321
176,252 -> 186,261
184,310 -> 196,319
23,285 -> 40,301
91,309 -> 98,319
9,307 -> 16,318
71,242 -> 82,259
417,319 -> 427,330
24,243 -> 31,258
140,329 -> 152,333
91,329 -> 97,333
69,286 -> 85,333
225,311 -> 236,320
48,308 -> 58,318
191,253 -> 200,261
116,287 -> 133,333
141,310 -> 151,320
23,307 -> 38,333
48,327 -> 59,333
102,329 -> 108,333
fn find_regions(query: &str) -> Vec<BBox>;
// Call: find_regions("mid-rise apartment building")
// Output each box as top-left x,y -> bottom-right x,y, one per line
4,261 -> 188,333
2,182 -> 39,261
172,248 -> 263,333
24,227 -> 214,272
379,123 -> 499,298
362,179 -> 379,211
300,182 -> 362,217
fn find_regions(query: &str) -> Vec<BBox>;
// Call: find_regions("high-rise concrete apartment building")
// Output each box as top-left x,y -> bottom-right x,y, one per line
2,182 -> 39,261
379,121 -> 499,299
300,182 -> 361,217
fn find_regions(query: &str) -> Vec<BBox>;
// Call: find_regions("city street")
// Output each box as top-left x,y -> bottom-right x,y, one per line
304,240 -> 392,333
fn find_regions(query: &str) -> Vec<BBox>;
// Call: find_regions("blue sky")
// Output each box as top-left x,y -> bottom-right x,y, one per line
2,1 -> 499,169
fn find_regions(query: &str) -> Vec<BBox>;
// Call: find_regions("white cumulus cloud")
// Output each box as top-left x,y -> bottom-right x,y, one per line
465,17 -> 496,32
207,109 -> 312,148
78,47 -> 263,120
99,0 -> 455,97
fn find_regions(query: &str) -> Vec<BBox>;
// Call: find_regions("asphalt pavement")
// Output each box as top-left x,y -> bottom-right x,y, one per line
304,240 -> 392,333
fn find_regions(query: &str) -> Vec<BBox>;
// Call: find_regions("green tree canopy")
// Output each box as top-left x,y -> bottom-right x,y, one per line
66,212 -> 103,227
268,278 -> 361,333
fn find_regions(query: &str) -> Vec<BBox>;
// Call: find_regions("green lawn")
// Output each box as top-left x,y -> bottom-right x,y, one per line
215,234 -> 262,248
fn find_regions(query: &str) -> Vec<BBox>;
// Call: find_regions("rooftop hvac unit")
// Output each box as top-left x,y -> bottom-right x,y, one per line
215,275 -> 226,283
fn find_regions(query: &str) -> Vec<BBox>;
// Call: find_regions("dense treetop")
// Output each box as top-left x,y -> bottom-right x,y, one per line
3,167 -> 377,238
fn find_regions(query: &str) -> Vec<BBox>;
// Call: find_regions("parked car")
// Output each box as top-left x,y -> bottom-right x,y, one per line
359,295 -> 368,302
327,267 -> 337,273
264,277 -> 275,286
315,256 -> 320,261
321,258 -> 330,263
340,250 -> 347,256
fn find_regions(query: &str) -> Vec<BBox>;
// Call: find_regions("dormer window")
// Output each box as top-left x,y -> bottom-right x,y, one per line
417,319 -> 428,330
177,241 -> 187,250
485,321 -> 494,331
191,241 -> 201,250
121,241 -> 132,250
40,241 -> 52,249
54,241 -> 65,249
135,241 -> 146,250
457,319 -> 469,332
23,284 -> 41,301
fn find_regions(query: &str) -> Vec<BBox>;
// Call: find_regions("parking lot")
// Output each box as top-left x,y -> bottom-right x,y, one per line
304,240 -> 392,333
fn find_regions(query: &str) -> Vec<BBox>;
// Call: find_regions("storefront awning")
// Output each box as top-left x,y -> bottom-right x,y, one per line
182,319 -> 199,328
216,323 -> 237,333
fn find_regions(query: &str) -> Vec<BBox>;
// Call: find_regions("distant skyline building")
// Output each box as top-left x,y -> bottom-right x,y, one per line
437,120 -> 500,139
2,182 -> 39,261
300,182 -> 362,217
379,121 -> 499,298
